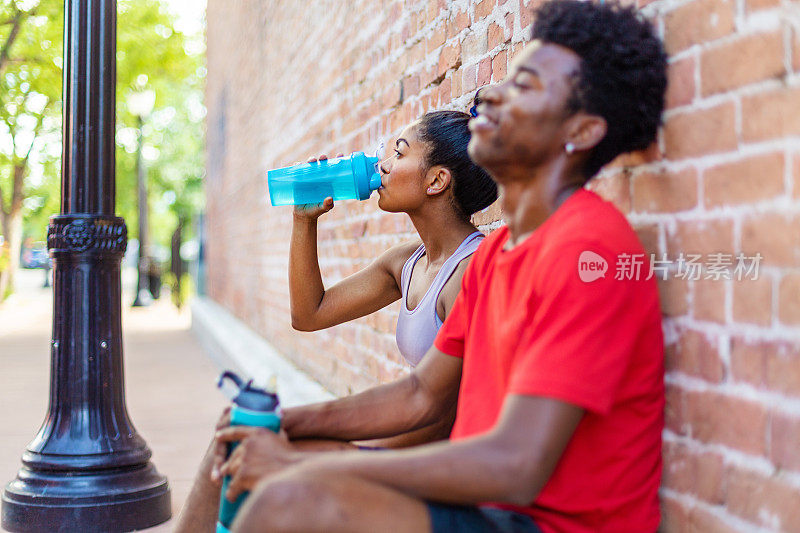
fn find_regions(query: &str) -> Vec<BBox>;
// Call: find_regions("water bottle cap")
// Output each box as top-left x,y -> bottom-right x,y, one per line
352,152 -> 381,200
217,371 -> 279,412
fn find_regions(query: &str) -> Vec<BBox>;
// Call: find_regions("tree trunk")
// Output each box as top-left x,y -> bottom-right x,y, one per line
0,163 -> 25,301
169,218 -> 184,308
0,208 -> 22,301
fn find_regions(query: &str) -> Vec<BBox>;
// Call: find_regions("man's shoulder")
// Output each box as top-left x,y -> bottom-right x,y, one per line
545,189 -> 644,256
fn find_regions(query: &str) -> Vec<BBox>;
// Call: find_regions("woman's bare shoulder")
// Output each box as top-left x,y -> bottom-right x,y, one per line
375,240 -> 423,277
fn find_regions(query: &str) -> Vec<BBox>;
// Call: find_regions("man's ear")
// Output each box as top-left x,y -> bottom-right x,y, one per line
425,166 -> 452,196
565,114 -> 607,153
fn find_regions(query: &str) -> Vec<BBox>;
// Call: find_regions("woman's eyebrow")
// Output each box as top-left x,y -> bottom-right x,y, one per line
396,138 -> 410,148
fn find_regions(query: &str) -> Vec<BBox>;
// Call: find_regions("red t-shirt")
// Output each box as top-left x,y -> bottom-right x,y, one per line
435,189 -> 664,533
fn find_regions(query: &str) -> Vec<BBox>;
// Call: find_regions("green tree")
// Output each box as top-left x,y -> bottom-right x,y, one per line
0,0 -> 205,302
0,0 -> 63,300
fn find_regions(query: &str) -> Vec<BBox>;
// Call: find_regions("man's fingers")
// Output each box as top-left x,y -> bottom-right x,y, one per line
216,425 -> 263,443
215,406 -> 232,431
225,472 -> 245,502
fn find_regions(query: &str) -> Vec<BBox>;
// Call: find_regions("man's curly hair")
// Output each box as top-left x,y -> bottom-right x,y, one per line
531,0 -> 667,180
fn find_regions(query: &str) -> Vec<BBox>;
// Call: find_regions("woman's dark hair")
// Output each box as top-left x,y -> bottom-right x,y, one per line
531,0 -> 667,180
416,110 -> 498,217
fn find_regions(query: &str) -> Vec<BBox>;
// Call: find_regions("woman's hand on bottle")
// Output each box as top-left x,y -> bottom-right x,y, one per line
292,153 -> 343,220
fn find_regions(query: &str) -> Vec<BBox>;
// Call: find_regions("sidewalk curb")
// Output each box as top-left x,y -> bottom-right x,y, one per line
190,296 -> 334,407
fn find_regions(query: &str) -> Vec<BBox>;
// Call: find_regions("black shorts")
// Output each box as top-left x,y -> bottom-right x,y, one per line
426,502 -> 542,533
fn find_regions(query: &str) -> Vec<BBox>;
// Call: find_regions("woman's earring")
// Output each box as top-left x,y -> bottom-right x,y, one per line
565,142 -> 576,155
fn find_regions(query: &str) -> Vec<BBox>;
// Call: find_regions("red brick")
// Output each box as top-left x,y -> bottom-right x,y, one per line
426,0 -> 446,22
447,10 -> 471,38
741,213 -> 800,267
746,0 -> 781,10
427,23 -> 446,52
633,223 -> 661,256
665,383 -> 688,435
742,87 -> 800,142
730,337 -> 767,386
666,55 -> 696,109
666,218 -> 735,257
438,77 -> 452,106
794,153 -> 800,198
488,22 -> 504,50
686,391 -> 767,454
438,41 -> 461,77
765,345 -> 800,396
726,468 -> 800,531
693,277 -> 727,323
475,0 -> 496,20
701,31 -> 785,96
771,412 -> 800,472
660,495 -> 690,533
472,200 -> 502,227
632,167 -> 698,213
520,0 -> 535,30
693,452 -> 726,504
794,27 -> 800,72
778,273 -> 800,325
450,68 -> 462,99
688,506 -> 740,533
587,172 -> 631,214
659,277 -> 690,317
703,152 -> 785,208
463,63 -> 478,93
664,102 -> 737,160
664,0 -> 736,54
732,276 -> 772,326
477,57 -> 492,86
491,50 -> 508,83
666,328 -> 725,382
662,440 -> 695,493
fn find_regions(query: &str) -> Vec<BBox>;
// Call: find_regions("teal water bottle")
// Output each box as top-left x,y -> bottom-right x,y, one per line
267,151 -> 383,206
216,371 -> 281,533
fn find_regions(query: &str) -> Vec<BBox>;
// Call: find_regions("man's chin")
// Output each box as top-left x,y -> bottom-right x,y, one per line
468,142 -> 503,173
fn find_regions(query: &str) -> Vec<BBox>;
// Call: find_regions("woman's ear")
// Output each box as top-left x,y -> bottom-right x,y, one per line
565,113 -> 607,153
425,166 -> 452,196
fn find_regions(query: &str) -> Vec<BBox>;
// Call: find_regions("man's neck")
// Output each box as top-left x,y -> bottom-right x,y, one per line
497,162 -> 584,249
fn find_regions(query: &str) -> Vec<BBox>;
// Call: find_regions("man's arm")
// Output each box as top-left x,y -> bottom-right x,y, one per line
282,347 -> 462,442
221,393 -> 582,505
296,394 -> 583,505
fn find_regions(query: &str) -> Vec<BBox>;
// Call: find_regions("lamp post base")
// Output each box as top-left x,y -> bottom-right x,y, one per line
2,463 -> 171,533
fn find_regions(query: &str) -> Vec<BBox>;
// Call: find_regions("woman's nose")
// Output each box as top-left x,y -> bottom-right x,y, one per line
379,157 -> 391,175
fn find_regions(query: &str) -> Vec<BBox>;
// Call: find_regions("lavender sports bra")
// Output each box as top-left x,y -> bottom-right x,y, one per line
395,231 -> 484,366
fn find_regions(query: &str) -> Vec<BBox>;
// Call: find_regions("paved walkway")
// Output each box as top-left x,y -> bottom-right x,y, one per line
0,269 -> 227,532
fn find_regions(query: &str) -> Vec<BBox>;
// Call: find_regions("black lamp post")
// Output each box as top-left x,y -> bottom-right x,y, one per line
1,1 -> 171,531
129,87 -> 155,307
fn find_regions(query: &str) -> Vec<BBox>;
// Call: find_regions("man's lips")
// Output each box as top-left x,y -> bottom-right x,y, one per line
469,112 -> 499,132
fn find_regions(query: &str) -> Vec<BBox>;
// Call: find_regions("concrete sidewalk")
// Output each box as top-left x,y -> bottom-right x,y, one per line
0,268 -> 228,531
0,266 -> 337,532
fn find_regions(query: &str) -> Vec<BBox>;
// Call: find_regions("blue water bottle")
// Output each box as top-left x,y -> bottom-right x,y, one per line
267,151 -> 383,206
216,371 -> 281,533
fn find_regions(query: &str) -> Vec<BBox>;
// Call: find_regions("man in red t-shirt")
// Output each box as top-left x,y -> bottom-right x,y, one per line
183,2 -> 668,532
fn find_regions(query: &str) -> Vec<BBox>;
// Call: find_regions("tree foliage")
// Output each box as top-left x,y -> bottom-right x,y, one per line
0,0 -> 206,300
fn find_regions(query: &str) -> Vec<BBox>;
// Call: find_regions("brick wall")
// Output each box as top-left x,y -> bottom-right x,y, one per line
204,0 -> 800,529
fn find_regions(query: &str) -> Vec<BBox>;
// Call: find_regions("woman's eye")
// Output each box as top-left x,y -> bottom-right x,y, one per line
394,149 -> 403,158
